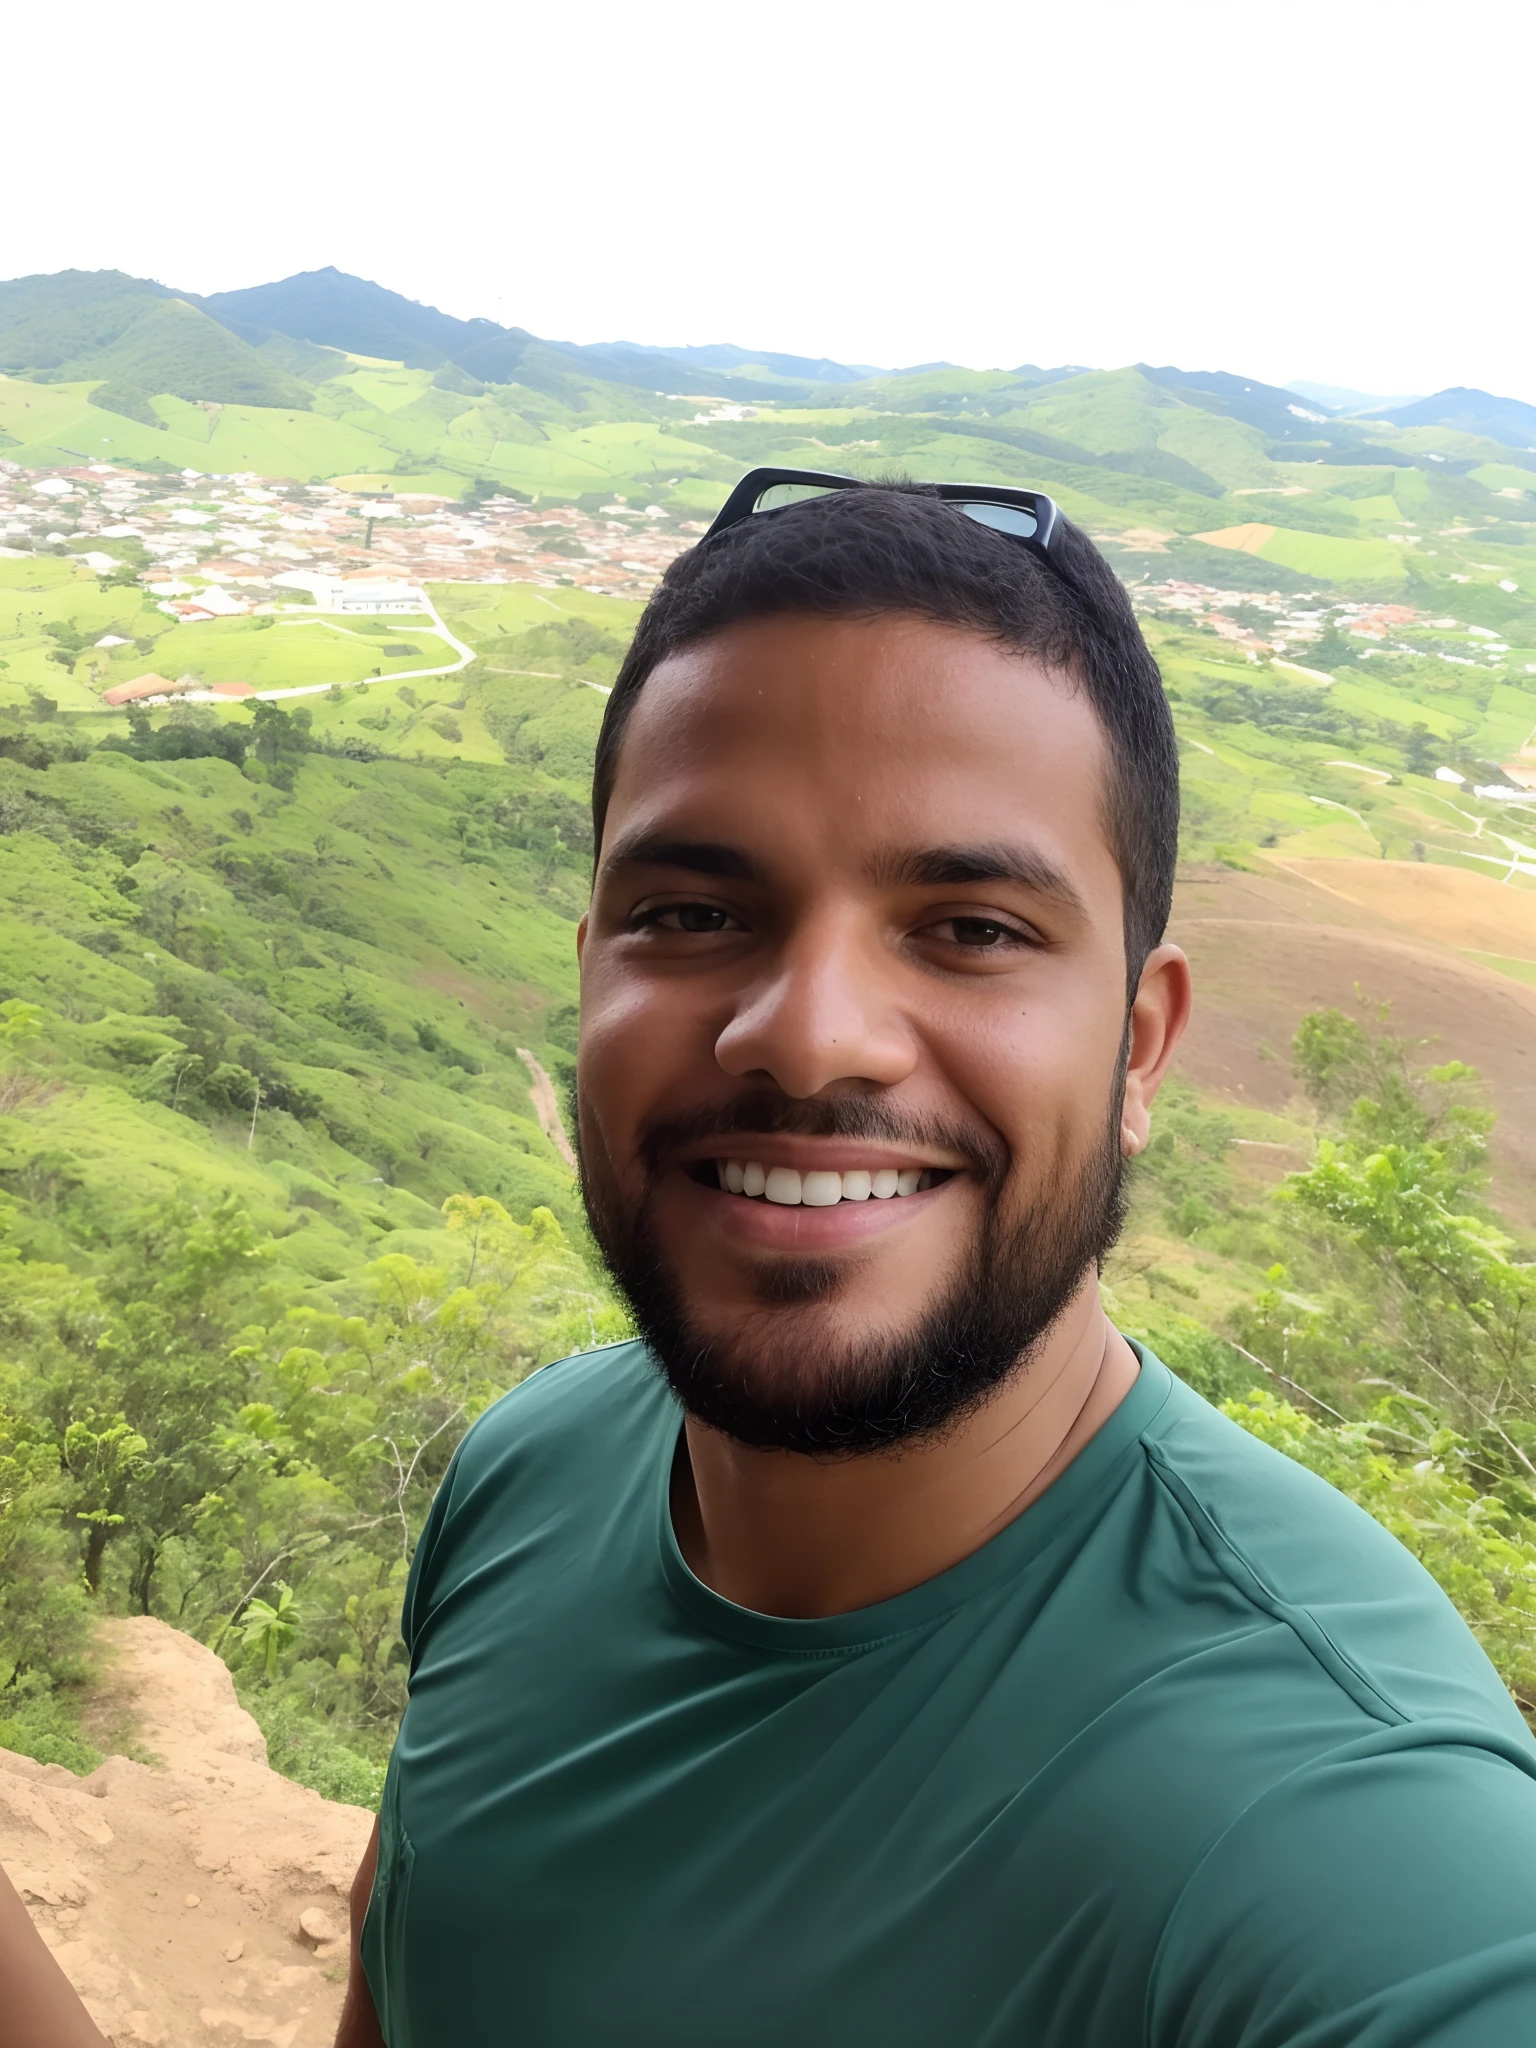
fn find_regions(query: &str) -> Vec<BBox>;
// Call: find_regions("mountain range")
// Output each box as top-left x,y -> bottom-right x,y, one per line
1,266 -> 1530,452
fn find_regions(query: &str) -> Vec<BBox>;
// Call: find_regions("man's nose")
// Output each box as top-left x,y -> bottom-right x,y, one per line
712,917 -> 917,1098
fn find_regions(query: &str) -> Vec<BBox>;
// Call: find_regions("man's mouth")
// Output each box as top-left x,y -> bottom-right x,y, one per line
695,1160 -> 955,1207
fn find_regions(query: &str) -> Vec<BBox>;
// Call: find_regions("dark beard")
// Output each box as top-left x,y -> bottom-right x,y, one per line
578,1086 -> 1128,1456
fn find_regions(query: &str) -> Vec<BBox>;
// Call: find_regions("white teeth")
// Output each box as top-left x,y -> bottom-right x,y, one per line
714,1160 -> 940,1205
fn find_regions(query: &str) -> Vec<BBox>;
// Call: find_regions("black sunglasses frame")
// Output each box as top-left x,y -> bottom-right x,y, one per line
703,466 -> 1062,561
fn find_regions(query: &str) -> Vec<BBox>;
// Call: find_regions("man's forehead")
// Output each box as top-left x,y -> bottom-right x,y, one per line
638,609 -> 1076,710
615,612 -> 1109,819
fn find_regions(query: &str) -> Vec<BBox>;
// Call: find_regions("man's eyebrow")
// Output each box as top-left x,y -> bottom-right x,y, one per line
873,842 -> 1088,915
601,830 -> 765,883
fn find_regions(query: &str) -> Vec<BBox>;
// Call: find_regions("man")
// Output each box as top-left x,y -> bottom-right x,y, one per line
327,473 -> 1536,2045
10,474 -> 1533,2046
2,477 -> 1522,2048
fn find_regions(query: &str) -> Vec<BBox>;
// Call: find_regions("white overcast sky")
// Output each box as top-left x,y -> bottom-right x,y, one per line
5,0 -> 1533,402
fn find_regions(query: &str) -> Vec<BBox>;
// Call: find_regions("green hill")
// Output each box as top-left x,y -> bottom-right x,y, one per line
0,271 -> 312,418
191,267 -> 874,399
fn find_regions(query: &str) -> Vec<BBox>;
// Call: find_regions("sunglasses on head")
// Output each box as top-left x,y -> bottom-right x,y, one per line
703,467 -> 1062,563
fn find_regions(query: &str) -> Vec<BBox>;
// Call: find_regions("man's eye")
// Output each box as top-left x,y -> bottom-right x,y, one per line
644,903 -> 740,933
943,917 -> 1021,948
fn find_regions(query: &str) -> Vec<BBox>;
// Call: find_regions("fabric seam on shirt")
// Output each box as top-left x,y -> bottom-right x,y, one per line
1144,1441 -> 1409,1728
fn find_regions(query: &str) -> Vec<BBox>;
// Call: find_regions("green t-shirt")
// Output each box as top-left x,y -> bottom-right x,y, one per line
364,1341 -> 1536,2045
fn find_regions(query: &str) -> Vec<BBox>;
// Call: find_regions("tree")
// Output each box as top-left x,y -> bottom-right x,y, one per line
239,1583 -> 298,1679
1403,722 -> 1438,777
47,1199 -> 265,1612
62,1417 -> 149,1593
0,1408 -> 92,1689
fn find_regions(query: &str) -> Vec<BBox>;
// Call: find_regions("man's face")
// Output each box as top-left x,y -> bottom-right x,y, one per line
577,611 -> 1173,1451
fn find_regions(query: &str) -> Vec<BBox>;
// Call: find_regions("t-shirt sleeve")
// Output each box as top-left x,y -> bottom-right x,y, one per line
1148,1726 -> 1536,2046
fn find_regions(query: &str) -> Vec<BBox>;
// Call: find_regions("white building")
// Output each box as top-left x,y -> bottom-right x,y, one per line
334,579 -> 428,613
271,572 -> 427,613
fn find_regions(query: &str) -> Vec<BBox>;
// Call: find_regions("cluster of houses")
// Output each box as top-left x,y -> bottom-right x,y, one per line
0,460 -> 699,603
4,460 -> 1528,777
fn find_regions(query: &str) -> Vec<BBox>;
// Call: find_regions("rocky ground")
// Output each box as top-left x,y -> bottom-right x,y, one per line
0,1617 -> 373,2047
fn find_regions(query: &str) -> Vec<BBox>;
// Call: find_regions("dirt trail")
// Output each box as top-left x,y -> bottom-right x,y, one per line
0,1617 -> 372,2047
517,1046 -> 576,1169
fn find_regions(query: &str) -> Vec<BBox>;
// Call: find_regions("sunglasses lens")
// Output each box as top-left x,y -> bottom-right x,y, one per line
737,482 -> 1049,548
955,500 -> 1040,539
753,482 -> 841,514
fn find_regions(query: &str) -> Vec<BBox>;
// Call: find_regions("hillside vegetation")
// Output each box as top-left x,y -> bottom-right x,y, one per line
1,265 -> 1535,1797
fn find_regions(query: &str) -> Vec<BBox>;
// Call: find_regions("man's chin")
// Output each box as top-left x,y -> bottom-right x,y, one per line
655,1316 -> 944,1455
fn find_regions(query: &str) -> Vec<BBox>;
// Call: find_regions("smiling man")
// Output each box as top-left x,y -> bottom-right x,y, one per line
338,478 -> 1536,2047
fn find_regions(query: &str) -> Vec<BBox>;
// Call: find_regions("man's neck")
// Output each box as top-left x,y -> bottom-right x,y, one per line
669,1274 -> 1140,1620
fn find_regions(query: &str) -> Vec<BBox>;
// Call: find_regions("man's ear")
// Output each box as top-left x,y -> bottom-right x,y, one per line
576,912 -> 588,964
1119,944 -> 1192,1157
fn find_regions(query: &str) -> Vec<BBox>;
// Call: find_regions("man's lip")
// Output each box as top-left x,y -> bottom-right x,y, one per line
664,1136 -> 970,1175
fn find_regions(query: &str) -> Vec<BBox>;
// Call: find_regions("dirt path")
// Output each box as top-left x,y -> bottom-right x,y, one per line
517,1047 -> 576,1169
0,1617 -> 372,2047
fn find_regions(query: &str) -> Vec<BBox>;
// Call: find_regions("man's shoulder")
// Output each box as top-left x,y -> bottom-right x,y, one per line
1137,1365 -> 1531,1741
451,1337 -> 667,1489
425,1340 -> 669,1551
403,1340 -> 668,1646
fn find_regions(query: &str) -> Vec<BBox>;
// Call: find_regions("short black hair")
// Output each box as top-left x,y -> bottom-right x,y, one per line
592,483 -> 1179,989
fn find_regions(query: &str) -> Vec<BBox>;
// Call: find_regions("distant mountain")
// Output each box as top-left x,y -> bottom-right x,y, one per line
1377,386 -> 1536,446
596,340 -> 884,384
1285,380 -> 1423,415
1007,364 -> 1092,386
190,269 -> 831,402
191,267 -> 540,383
0,269 -> 311,415
1138,365 -> 1341,440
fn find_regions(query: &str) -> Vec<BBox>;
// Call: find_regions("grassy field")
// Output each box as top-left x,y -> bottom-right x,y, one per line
1196,522 -> 1407,582
0,377 -> 388,477
0,555 -> 461,715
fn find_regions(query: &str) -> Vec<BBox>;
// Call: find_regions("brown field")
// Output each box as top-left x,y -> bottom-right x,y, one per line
1168,861 -> 1536,1225
1277,859 -> 1536,962
1191,523 -> 1275,554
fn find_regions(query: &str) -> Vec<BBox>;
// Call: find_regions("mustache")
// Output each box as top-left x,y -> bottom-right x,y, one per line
634,1089 -> 1008,1187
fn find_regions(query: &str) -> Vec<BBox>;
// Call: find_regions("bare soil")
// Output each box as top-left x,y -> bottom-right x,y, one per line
516,1046 -> 576,1169
1,1618 -> 372,2048
1276,859 -> 1536,962
1168,861 -> 1536,1225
